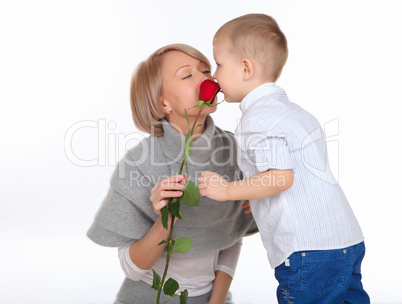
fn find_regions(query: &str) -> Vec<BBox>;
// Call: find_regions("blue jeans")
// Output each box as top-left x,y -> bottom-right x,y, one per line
274,242 -> 370,304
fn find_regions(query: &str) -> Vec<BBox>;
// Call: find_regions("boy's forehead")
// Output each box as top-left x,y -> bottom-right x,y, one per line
213,40 -> 232,55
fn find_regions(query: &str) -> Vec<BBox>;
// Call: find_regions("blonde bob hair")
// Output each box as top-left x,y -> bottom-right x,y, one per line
213,13 -> 288,82
130,44 -> 211,136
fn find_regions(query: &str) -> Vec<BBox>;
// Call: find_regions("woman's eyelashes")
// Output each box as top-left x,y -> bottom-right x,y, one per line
182,70 -> 211,80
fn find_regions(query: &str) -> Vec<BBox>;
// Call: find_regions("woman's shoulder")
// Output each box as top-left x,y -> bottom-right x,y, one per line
213,125 -> 236,144
111,134 -> 167,182
124,134 -> 162,161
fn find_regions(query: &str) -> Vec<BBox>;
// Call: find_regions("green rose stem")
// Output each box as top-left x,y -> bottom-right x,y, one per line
178,103 -> 205,175
156,103 -> 206,304
156,219 -> 174,304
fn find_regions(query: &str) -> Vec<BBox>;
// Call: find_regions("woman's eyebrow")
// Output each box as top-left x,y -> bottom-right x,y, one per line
175,61 -> 207,74
175,65 -> 190,74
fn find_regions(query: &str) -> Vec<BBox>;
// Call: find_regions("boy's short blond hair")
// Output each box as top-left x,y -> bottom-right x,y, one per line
130,44 -> 211,136
213,13 -> 288,82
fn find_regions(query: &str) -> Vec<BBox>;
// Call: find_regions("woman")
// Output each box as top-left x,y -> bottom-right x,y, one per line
87,44 -> 257,304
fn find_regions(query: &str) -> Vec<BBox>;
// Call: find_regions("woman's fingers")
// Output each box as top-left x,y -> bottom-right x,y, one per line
156,190 -> 183,202
152,190 -> 183,211
164,174 -> 186,185
152,175 -> 186,192
153,199 -> 169,215
150,175 -> 186,215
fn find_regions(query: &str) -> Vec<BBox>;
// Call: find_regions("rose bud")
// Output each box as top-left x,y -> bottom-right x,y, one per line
199,79 -> 221,104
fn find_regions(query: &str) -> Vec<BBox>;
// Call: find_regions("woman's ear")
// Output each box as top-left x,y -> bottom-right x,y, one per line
242,59 -> 254,80
160,96 -> 171,114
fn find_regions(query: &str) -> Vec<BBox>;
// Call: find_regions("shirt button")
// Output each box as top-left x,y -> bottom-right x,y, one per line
302,252 -> 306,257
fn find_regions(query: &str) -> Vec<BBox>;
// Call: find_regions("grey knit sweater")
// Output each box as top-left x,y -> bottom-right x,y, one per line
87,116 -> 257,256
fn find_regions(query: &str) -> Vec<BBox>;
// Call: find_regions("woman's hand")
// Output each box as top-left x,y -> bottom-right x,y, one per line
150,175 -> 187,215
128,175 -> 187,270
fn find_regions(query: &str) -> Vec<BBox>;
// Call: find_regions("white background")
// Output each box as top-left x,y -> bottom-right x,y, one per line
1,1 -> 401,303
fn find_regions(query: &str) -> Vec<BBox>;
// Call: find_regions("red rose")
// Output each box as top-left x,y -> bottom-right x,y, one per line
199,79 -> 220,104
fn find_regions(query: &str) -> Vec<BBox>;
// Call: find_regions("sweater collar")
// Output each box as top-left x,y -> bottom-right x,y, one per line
159,115 -> 216,164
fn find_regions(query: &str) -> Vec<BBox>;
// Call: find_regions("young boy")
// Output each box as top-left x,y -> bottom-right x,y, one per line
198,14 -> 370,303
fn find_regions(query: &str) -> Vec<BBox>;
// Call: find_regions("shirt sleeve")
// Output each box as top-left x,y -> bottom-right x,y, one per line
216,239 -> 243,278
244,128 -> 293,172
118,243 -> 149,281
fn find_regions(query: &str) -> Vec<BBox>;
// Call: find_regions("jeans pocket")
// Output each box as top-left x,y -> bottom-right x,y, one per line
300,248 -> 348,295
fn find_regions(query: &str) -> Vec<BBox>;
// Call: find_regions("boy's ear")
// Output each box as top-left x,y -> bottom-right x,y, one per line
242,59 -> 254,80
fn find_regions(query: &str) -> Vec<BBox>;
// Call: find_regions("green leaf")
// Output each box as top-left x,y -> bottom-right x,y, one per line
170,198 -> 183,220
161,206 -> 169,230
180,289 -> 188,304
184,161 -> 189,176
189,100 -> 204,109
181,180 -> 200,207
158,240 -> 167,246
205,100 -> 223,107
151,269 -> 161,291
173,237 -> 192,253
183,131 -> 193,160
163,278 -> 179,296
185,109 -> 189,128
193,124 -> 202,133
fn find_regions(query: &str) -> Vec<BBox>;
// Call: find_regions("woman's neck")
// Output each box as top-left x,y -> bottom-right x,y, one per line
167,115 -> 207,141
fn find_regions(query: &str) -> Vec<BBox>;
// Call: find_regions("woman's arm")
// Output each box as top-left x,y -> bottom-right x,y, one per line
198,169 -> 294,202
129,175 -> 186,270
209,271 -> 233,304
209,239 -> 243,304
128,215 -> 172,270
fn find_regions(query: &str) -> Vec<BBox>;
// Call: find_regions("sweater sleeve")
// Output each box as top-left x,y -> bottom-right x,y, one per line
86,136 -> 171,247
86,182 -> 156,247
216,239 -> 243,278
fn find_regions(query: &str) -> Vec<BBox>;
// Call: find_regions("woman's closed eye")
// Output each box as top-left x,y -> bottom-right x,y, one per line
182,70 -> 210,80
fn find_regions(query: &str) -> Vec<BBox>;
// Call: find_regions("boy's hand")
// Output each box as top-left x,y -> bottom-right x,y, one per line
242,201 -> 252,214
198,171 -> 230,201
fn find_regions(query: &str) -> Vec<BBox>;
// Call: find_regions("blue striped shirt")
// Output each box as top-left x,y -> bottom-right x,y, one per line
235,83 -> 364,268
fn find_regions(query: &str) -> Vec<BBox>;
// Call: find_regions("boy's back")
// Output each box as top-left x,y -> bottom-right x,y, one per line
235,82 -> 364,268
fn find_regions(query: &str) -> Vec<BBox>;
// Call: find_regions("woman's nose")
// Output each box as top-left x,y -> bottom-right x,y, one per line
199,71 -> 211,83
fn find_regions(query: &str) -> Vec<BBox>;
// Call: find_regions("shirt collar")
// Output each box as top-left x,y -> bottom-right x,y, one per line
159,115 -> 216,163
239,82 -> 277,113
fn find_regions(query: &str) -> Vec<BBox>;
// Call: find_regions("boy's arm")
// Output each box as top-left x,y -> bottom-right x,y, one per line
198,169 -> 294,201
